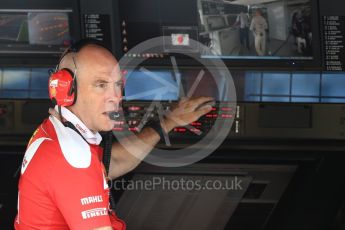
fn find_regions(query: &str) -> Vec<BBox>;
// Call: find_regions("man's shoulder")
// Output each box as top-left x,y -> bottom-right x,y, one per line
27,118 -> 50,143
25,118 -> 58,155
21,127 -> 59,175
21,116 -> 95,177
47,115 -> 93,168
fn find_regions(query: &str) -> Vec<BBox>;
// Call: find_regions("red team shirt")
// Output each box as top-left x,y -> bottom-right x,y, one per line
14,115 -> 126,230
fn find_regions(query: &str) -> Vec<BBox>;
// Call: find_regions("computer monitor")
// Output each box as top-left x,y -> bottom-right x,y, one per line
0,9 -> 74,55
118,0 -> 321,70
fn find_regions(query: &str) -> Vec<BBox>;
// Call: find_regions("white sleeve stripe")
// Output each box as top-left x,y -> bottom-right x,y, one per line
21,137 -> 51,174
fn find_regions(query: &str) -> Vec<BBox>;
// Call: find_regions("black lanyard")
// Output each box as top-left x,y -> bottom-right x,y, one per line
64,119 -> 116,211
101,131 -> 116,211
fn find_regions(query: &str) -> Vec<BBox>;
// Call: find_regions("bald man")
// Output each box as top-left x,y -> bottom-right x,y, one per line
14,40 -> 214,230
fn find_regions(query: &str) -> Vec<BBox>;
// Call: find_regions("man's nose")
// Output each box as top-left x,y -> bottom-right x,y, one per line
108,85 -> 123,103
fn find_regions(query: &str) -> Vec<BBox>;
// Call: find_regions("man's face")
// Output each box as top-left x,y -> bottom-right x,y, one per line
71,47 -> 123,132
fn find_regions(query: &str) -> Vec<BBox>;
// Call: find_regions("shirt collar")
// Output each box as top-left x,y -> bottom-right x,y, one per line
54,106 -> 102,145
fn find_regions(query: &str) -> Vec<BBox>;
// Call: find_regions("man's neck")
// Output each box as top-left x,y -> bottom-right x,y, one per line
54,106 -> 102,145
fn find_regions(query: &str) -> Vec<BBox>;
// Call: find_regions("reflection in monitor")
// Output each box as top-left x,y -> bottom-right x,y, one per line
124,69 -> 179,101
0,9 -> 72,54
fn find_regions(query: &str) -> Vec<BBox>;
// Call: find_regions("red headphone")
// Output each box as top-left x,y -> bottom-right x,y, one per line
49,67 -> 77,107
48,42 -> 79,107
49,39 -> 110,107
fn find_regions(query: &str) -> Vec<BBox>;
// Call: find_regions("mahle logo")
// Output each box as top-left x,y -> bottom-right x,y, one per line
114,36 -> 236,167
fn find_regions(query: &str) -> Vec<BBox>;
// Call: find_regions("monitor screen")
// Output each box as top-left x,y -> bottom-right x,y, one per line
198,0 -> 314,60
180,69 -> 231,101
0,9 -> 73,55
124,69 -> 179,101
119,0 -> 321,69
122,67 -> 233,102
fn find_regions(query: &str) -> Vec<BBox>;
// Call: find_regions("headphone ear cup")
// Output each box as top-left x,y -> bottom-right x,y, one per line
49,68 -> 76,107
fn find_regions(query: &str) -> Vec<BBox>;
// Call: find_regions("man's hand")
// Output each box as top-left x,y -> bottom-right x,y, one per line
162,96 -> 215,133
108,96 -> 215,179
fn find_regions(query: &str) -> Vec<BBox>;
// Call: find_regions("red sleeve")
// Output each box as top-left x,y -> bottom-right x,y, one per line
48,145 -> 111,230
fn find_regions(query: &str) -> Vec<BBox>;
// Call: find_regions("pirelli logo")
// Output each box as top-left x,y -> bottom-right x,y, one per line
81,207 -> 107,220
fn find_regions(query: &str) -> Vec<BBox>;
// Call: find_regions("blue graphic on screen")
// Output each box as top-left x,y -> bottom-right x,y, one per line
244,72 -> 328,103
321,73 -> 345,103
1,69 -> 30,98
0,68 -> 50,99
244,71 -> 261,101
291,73 -> 320,102
124,69 -> 179,101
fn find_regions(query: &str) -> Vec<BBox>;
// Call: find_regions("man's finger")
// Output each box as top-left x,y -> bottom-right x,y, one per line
190,97 -> 215,108
195,105 -> 213,118
189,98 -> 214,111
